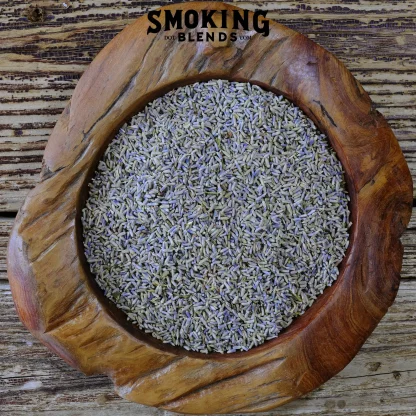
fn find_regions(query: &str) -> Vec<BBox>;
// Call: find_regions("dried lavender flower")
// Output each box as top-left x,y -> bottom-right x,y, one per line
82,80 -> 351,354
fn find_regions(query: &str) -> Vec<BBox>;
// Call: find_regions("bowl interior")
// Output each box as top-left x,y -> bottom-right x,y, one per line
75,75 -> 356,359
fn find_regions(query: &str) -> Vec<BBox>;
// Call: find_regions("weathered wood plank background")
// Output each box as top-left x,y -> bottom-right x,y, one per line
0,0 -> 415,414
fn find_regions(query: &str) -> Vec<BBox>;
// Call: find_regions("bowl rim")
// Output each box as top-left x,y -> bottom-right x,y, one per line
8,1 -> 413,414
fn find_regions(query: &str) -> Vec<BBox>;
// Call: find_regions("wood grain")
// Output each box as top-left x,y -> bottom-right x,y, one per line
1,278 -> 415,415
1,0 -> 416,414
1,0 -> 416,210
6,1 -> 413,413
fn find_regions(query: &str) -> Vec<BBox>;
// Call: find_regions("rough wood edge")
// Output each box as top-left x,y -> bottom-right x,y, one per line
7,2 -> 413,413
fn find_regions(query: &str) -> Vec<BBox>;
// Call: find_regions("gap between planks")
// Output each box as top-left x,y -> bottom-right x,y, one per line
1,206 -> 416,281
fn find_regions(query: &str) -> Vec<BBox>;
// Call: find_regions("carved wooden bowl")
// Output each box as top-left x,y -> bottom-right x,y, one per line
8,2 -> 413,413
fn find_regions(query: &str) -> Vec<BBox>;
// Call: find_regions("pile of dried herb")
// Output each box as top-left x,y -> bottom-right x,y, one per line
82,80 -> 350,353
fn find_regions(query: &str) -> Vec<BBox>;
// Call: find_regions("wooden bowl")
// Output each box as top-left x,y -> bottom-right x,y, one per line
7,2 -> 413,413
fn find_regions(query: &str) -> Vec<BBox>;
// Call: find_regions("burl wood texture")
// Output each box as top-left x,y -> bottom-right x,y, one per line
6,1 -> 413,414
